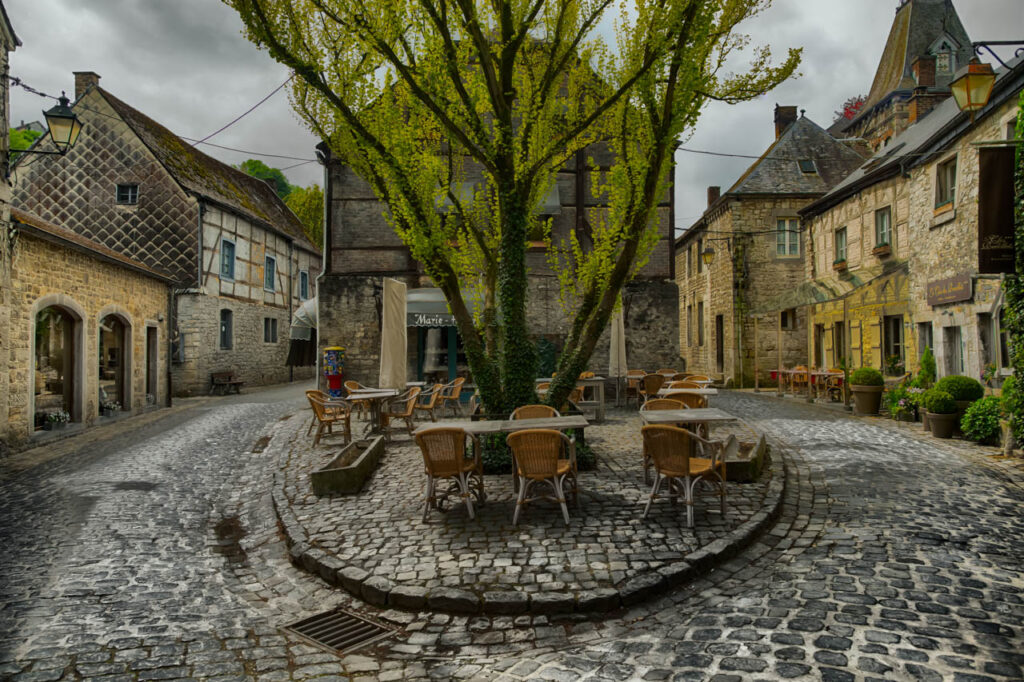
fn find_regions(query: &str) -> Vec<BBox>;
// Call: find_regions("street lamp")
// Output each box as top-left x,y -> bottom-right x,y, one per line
701,244 -> 716,267
42,93 -> 84,153
950,58 -> 997,115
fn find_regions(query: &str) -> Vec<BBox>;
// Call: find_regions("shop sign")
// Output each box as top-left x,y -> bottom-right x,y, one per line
927,274 -> 972,306
978,147 -> 1016,274
407,312 -> 456,327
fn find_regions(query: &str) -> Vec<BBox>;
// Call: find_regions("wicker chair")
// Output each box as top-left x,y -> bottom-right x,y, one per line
382,387 -> 421,440
414,383 -> 444,422
640,424 -> 732,527
667,380 -> 700,389
306,391 -> 351,447
344,380 -> 369,419
506,429 -> 579,526
663,392 -> 707,409
626,369 -> 646,405
638,373 -> 666,405
511,404 -> 560,420
415,427 -> 485,522
639,399 -> 684,482
656,368 -> 678,376
686,374 -> 712,384
305,389 -> 343,436
671,373 -> 692,382
824,372 -> 844,402
578,371 -> 595,379
438,377 -> 466,417
791,365 -> 809,390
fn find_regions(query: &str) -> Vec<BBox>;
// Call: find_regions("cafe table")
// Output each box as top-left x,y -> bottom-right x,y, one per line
345,388 -> 400,435
657,387 -> 718,397
639,407 -> 737,431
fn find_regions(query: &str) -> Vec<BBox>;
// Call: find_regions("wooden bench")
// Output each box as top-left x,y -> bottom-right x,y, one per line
210,371 -> 244,395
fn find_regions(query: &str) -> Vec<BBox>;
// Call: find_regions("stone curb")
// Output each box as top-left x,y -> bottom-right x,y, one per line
271,415 -> 787,617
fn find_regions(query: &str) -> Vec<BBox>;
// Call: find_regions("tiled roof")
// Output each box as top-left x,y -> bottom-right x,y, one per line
839,0 -> 972,133
97,88 -> 319,255
12,207 -> 175,282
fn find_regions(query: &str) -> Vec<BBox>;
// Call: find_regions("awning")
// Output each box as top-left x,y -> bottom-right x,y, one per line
290,296 -> 318,340
407,288 -> 481,327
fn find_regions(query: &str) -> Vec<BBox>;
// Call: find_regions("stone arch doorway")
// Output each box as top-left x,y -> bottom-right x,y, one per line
33,305 -> 80,430
99,313 -> 131,412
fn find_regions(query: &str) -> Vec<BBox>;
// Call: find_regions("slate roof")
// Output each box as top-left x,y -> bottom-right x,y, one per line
12,207 -> 175,283
803,54 -> 1024,218
96,88 -> 319,255
837,0 -> 972,134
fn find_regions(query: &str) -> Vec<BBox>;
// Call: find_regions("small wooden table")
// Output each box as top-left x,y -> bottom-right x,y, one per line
640,408 -> 737,428
345,388 -> 400,435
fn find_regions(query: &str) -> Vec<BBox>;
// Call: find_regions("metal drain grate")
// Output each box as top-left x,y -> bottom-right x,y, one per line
283,608 -> 396,655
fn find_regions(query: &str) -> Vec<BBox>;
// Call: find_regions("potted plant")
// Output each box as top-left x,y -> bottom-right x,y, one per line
44,410 -> 70,430
833,258 -> 847,272
923,390 -> 958,439
934,375 -> 985,422
961,396 -> 1002,446
998,375 -> 1018,455
906,386 -> 926,426
884,386 -> 915,422
884,355 -> 905,377
849,367 -> 885,415
918,347 -> 936,388
100,400 -> 121,417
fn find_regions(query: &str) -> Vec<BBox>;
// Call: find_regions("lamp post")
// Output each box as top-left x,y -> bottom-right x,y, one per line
700,244 -> 715,267
950,58 -> 997,116
9,92 -> 84,172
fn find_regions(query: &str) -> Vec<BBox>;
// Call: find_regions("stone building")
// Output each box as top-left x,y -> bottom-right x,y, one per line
0,0 -> 21,452
831,0 -> 973,152
318,140 -> 679,386
12,72 -> 321,396
2,208 -> 173,445
675,106 -> 867,386
801,58 -> 1022,381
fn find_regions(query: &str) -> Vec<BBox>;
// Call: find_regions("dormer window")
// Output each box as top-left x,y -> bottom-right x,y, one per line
936,53 -> 953,74
798,160 -> 817,174
116,184 -> 138,205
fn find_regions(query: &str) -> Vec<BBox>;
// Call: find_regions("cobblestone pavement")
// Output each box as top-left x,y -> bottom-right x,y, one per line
278,409 -> 770,605
2,386 -> 1023,681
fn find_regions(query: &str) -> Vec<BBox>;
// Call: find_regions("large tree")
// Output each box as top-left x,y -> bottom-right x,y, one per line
227,0 -> 799,413
285,183 -> 325,247
238,158 -> 294,198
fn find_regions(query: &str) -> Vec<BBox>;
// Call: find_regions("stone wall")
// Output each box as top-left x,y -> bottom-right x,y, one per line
2,230 -> 170,446
0,36 -> 12,454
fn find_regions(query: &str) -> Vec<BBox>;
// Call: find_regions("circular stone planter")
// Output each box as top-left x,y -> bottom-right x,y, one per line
850,384 -> 884,416
928,412 -> 958,439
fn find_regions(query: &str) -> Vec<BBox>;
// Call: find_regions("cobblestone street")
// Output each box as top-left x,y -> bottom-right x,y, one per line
1,385 -> 1023,681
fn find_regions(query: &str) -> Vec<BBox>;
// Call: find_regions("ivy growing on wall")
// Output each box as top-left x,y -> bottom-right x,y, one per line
1001,92 -> 1024,441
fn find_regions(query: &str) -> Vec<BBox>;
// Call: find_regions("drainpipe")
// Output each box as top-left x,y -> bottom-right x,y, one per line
166,288 -> 174,407
288,239 -> 294,383
314,146 -> 331,392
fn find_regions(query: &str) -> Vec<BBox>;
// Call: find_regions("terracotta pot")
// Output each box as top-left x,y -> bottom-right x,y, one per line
1000,419 -> 1017,455
850,384 -> 884,415
928,412 -> 958,439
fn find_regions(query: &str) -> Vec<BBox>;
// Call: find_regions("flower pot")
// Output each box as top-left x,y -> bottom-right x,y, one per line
1000,419 -> 1017,455
850,384 -> 884,416
921,410 -> 930,431
928,412 -> 958,439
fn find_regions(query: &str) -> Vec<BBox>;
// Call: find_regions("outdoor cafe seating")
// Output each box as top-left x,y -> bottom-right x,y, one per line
305,390 -> 352,447
415,427 -> 485,522
641,424 -> 731,527
382,387 -> 421,440
507,428 -> 579,526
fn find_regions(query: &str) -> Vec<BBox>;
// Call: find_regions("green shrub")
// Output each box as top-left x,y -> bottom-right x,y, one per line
918,346 -> 936,387
850,367 -> 884,386
922,389 -> 956,415
480,433 -> 513,475
883,386 -> 914,419
961,396 -> 1003,444
1002,374 -> 1022,435
934,375 -> 985,402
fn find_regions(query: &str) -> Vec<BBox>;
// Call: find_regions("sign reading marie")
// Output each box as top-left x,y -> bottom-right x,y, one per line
927,274 -> 973,307
407,312 -> 456,327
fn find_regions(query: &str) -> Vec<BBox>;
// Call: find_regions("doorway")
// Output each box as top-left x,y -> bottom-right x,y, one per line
146,326 -> 158,404
99,315 -> 128,411
814,324 -> 825,369
34,306 -> 76,429
416,326 -> 468,383
715,315 -> 724,374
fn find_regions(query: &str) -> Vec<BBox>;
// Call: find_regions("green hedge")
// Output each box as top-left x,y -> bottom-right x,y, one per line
961,396 -> 1003,444
850,367 -> 884,386
922,389 -> 956,414
934,375 -> 984,402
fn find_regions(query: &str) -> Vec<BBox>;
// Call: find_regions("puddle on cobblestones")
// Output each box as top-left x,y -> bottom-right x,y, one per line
113,481 -> 159,492
213,515 -> 248,565
251,436 -> 272,453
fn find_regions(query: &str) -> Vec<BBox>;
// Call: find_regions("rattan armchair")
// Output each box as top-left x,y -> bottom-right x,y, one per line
382,387 -> 421,440
438,377 -> 466,417
640,425 -> 732,527
344,380 -> 369,419
667,380 -> 700,389
638,373 -> 666,405
306,391 -> 351,446
626,369 -> 646,405
685,374 -> 712,384
656,368 -> 678,376
506,429 -> 579,526
663,392 -> 707,409
414,383 -> 444,422
671,373 -> 691,382
305,389 -> 343,436
639,399 -> 685,482
511,404 -> 560,420
415,427 -> 485,521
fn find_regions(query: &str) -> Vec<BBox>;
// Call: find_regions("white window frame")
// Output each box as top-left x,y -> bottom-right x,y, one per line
776,218 -> 799,257
116,183 -> 139,205
299,271 -> 309,300
875,207 -> 892,247
935,156 -> 957,209
264,256 -> 276,292
220,239 -> 236,281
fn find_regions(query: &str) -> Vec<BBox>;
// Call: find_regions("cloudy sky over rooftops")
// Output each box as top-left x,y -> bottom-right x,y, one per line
7,0 -> 1022,236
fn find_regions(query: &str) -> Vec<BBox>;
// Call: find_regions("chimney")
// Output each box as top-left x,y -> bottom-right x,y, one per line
707,186 -> 721,207
909,86 -> 946,124
74,71 -> 101,100
912,55 -> 936,88
774,105 -> 798,139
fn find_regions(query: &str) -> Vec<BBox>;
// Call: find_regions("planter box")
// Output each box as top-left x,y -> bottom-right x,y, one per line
928,412 -> 958,439
850,384 -> 884,415
832,260 -> 848,272
872,244 -> 891,257
311,436 -> 386,496
724,434 -> 768,483
43,421 -> 66,431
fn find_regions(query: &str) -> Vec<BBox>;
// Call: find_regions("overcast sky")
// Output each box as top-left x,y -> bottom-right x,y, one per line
7,0 -> 1023,236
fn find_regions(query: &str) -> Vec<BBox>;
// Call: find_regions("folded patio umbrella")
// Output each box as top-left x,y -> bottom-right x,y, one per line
379,278 -> 408,389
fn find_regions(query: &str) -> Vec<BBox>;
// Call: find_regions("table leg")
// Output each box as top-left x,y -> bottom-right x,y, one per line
596,382 -> 605,423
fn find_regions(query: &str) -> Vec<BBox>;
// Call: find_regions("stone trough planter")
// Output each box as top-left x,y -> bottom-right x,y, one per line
311,436 -> 386,496
724,434 -> 769,482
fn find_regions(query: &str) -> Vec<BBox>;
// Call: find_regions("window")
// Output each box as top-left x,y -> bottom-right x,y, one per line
220,239 -> 236,281
697,302 -> 704,346
798,160 -> 817,174
299,271 -> 310,300
776,218 -> 799,257
696,238 -> 704,273
883,315 -> 904,374
835,227 -> 847,262
874,207 -> 892,247
264,256 -> 276,291
116,184 -> 138,205
264,317 -> 278,343
834,321 -> 846,367
219,309 -> 233,350
936,52 -> 952,74
780,308 -> 797,331
686,304 -> 693,347
935,157 -> 956,209
943,326 -> 963,375
918,322 -> 933,359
